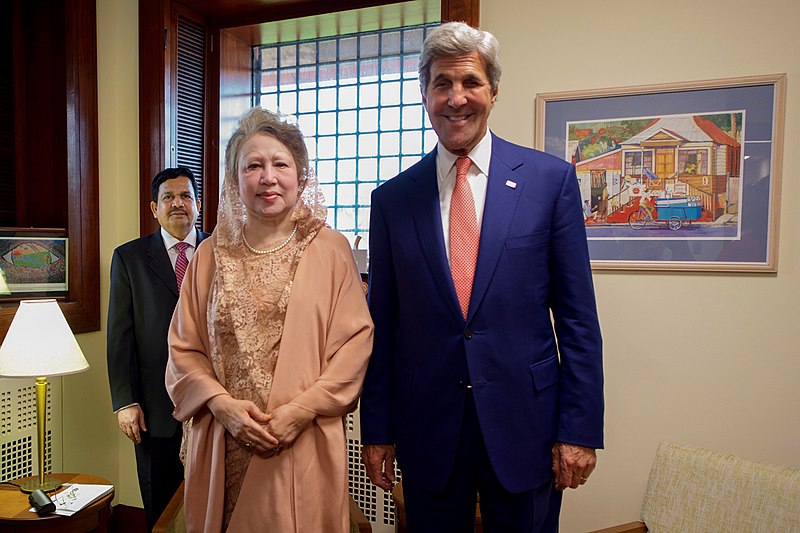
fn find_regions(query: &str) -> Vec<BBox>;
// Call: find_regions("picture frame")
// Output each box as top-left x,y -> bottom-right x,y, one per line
0,228 -> 68,297
534,74 -> 785,272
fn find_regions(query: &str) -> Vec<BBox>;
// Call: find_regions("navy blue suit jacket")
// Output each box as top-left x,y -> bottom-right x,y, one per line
360,134 -> 604,493
107,230 -> 209,438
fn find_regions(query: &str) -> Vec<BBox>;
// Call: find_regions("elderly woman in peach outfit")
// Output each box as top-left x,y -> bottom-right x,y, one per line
166,108 -> 373,532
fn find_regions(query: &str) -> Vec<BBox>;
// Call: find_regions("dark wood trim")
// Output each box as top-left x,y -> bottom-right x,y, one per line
139,0 -> 171,236
441,0 -> 480,26
205,25 -> 221,234
210,0 -> 406,29
61,0 -> 100,334
11,2 -> 26,226
0,0 -> 100,338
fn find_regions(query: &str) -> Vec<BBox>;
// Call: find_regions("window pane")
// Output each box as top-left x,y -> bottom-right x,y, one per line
318,87 -> 337,111
381,81 -> 401,106
338,86 -> 358,110
317,136 -> 337,159
318,112 -> 337,135
298,114 -> 317,136
402,131 -> 422,154
339,135 -> 357,158
340,36 -> 357,60
279,45 -> 297,68
317,160 -> 336,182
339,110 -> 357,134
337,183 -> 356,204
359,109 -> 379,133
298,42 -> 316,65
337,159 -> 357,180
319,40 -> 336,62
278,92 -> 297,115
381,31 -> 401,55
359,135 -> 378,157
261,48 -> 278,69
402,105 -> 423,130
380,107 -> 400,131
380,132 -> 400,156
359,84 -> 379,108
358,158 -> 378,181
298,90 -> 317,113
360,34 -> 379,57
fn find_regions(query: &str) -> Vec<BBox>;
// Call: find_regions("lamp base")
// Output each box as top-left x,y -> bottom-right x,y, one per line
17,475 -> 63,493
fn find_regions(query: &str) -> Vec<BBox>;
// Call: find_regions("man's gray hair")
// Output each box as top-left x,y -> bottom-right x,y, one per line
418,22 -> 502,94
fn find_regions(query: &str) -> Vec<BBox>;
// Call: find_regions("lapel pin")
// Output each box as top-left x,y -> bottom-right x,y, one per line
505,180 -> 517,189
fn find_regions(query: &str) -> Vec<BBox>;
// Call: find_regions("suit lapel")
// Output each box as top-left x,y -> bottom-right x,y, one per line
147,232 -> 179,297
468,135 -> 525,320
409,150 -> 464,318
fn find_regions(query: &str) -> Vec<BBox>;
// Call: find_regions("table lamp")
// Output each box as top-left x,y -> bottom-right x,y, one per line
0,299 -> 89,492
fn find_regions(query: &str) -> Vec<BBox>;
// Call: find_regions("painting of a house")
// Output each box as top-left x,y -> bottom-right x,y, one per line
567,111 -> 744,237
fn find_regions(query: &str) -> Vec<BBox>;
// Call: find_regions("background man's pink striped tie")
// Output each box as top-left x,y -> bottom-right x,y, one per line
175,242 -> 189,293
449,156 -> 479,319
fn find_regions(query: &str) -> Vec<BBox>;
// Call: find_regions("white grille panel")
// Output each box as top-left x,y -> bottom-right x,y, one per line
0,378 -> 63,485
347,406 -> 401,533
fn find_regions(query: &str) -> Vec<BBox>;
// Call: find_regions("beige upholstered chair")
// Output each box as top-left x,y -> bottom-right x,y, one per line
591,441 -> 800,533
153,481 -> 372,533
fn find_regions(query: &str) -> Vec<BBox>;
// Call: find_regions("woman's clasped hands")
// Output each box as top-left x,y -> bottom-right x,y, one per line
207,394 -> 315,457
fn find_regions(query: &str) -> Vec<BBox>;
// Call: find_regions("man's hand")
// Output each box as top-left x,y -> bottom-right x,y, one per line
117,405 -> 147,444
207,394 -> 279,455
362,444 -> 396,491
552,442 -> 597,490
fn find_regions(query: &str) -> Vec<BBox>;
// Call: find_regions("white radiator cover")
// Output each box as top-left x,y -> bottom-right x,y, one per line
347,403 -> 402,533
0,377 -> 62,484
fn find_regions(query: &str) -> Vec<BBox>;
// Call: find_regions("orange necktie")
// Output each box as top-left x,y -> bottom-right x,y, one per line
449,156 -> 479,319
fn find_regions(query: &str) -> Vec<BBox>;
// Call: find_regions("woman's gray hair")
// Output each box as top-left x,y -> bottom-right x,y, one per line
224,107 -> 310,188
418,22 -> 502,94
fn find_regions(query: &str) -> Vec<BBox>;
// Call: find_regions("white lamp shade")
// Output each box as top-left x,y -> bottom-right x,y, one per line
0,299 -> 89,377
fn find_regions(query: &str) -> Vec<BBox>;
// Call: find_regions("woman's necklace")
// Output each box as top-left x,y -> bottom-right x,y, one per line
242,223 -> 298,255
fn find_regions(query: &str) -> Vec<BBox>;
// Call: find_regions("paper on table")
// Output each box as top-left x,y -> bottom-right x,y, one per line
28,483 -> 113,516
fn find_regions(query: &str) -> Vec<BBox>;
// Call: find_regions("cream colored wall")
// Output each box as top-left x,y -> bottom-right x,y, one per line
483,0 -> 800,531
63,0 -> 800,524
63,0 -> 143,508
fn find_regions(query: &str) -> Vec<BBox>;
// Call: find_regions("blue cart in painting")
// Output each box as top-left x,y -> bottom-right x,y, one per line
628,197 -> 703,231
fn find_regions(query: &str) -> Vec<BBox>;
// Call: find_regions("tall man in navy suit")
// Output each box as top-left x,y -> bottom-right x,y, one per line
107,167 -> 209,530
360,22 -> 604,532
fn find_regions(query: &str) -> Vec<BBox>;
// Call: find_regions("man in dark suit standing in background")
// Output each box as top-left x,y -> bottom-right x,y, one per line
360,22 -> 604,532
107,167 -> 208,529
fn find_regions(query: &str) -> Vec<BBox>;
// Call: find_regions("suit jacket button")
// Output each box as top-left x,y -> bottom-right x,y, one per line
464,329 -> 473,340
457,380 -> 465,389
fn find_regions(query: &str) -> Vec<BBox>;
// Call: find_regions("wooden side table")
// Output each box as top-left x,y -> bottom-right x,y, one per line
0,473 -> 114,533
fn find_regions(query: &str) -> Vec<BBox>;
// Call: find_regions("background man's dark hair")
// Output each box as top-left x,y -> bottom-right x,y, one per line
151,167 -> 199,202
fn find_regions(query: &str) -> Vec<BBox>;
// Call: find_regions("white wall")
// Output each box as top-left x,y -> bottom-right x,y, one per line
482,0 -> 800,530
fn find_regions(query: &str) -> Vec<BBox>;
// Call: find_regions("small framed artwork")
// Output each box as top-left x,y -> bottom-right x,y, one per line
535,74 -> 785,272
0,228 -> 68,297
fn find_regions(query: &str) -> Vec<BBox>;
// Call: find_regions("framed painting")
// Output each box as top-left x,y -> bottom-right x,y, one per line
534,74 -> 785,272
0,228 -> 68,297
